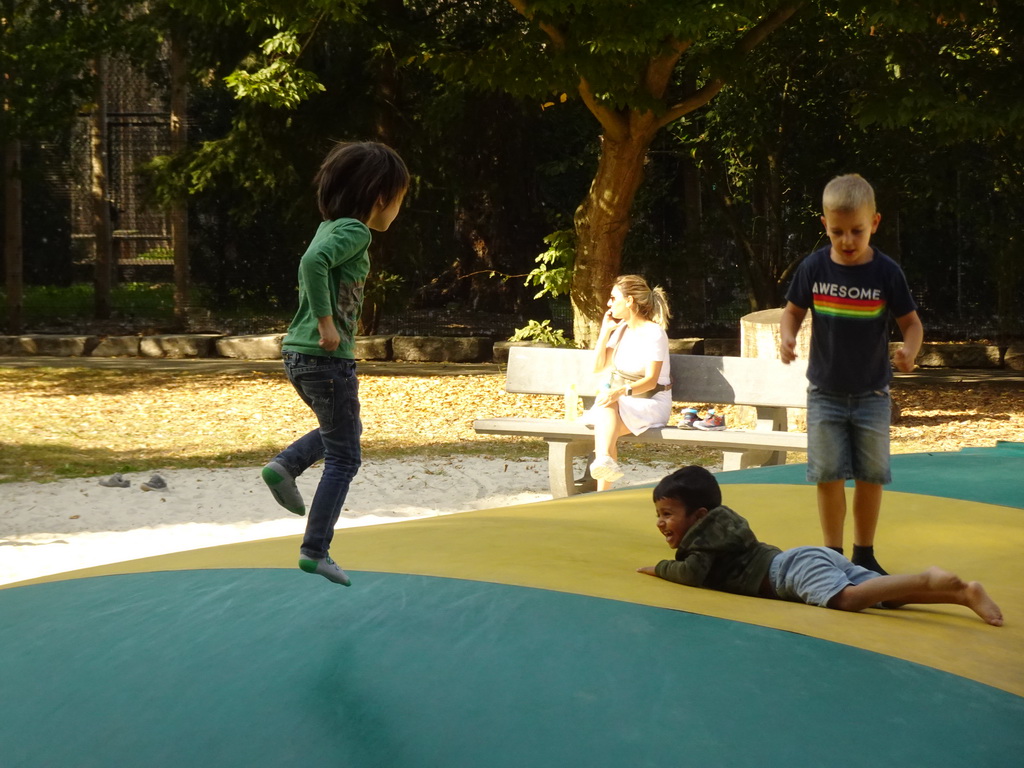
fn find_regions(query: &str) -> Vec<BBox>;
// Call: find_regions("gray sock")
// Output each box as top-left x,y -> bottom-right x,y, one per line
298,555 -> 351,586
261,461 -> 305,516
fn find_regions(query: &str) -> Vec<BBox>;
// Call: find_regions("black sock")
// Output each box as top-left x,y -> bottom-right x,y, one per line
827,545 -> 844,556
852,545 -> 888,575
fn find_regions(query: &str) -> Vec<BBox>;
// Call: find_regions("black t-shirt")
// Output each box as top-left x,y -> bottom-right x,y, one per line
785,246 -> 917,393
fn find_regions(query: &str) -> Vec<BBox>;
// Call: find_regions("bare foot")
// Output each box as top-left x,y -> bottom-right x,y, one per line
924,566 -> 966,592
965,581 -> 1003,626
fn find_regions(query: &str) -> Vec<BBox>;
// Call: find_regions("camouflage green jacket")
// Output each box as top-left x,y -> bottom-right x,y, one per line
655,505 -> 782,597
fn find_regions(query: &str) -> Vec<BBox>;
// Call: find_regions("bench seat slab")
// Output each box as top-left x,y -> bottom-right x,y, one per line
473,418 -> 806,497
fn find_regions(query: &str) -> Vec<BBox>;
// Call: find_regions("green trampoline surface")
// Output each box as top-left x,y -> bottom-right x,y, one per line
2,445 -> 1022,767
718,441 -> 1024,509
3,569 -> 1022,768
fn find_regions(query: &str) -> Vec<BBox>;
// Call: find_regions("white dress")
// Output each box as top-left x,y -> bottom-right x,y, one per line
585,322 -> 672,435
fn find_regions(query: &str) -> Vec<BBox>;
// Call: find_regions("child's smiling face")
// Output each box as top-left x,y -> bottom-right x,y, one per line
654,496 -> 707,549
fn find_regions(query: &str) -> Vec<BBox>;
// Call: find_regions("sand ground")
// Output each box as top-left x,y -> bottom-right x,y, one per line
0,456 -> 685,585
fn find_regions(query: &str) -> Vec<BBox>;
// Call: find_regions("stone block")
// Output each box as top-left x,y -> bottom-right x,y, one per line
914,342 -> 1000,368
139,334 -> 220,358
216,334 -> 284,360
1004,343 -> 1024,371
91,336 -> 141,357
0,336 -> 22,355
17,335 -> 92,356
702,338 -> 740,357
740,308 -> 811,361
668,338 -> 703,355
392,336 -> 493,363
354,335 -> 392,361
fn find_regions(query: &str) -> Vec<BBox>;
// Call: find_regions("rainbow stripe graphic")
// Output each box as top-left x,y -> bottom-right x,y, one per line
814,293 -> 886,319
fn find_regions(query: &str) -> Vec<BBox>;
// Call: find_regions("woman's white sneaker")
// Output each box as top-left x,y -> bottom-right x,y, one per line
589,456 -> 624,483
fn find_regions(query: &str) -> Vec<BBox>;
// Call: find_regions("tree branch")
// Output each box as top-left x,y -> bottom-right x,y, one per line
645,38 -> 691,98
734,1 -> 804,56
507,0 -> 627,140
656,80 -> 727,129
655,2 -> 803,130
506,0 -> 566,47
578,78 -> 629,141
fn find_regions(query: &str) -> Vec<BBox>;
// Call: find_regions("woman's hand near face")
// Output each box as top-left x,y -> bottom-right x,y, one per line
600,308 -> 621,335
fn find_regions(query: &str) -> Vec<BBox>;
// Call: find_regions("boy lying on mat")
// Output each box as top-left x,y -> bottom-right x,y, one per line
637,466 -> 1003,626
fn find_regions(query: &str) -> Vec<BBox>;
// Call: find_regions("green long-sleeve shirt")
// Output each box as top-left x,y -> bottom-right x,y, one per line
282,218 -> 371,359
654,505 -> 782,597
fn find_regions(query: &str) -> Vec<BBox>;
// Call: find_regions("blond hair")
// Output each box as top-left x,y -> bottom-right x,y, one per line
614,274 -> 671,329
822,174 -> 876,214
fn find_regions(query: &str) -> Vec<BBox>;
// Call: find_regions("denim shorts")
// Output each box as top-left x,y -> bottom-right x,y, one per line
806,385 -> 892,485
769,546 -> 881,607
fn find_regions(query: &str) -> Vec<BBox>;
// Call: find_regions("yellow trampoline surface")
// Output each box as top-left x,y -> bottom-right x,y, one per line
2,444 -> 1022,767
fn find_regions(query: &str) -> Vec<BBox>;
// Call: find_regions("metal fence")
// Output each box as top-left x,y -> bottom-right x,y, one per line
6,59 -> 1019,342
67,53 -> 172,278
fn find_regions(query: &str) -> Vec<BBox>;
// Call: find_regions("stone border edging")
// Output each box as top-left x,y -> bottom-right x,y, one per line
0,333 -> 1020,370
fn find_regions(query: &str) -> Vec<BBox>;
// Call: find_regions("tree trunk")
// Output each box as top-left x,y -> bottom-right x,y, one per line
571,129 -> 653,346
3,138 -> 23,333
169,35 -> 190,330
90,57 -> 112,320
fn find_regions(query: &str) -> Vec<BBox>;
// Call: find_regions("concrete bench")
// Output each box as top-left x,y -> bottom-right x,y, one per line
473,346 -> 809,497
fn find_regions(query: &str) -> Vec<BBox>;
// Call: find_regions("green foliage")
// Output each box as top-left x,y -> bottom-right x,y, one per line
525,229 -> 575,299
663,2 -> 1024,332
11,0 -> 1015,341
144,111 -> 302,216
420,1 -> 772,111
508,319 -> 577,348
223,26 -> 326,108
1,1 -> 94,141
0,283 -> 176,323
0,0 -> 158,142
364,270 -> 405,311
139,247 -> 174,262
853,1 -> 1024,142
224,59 -> 326,108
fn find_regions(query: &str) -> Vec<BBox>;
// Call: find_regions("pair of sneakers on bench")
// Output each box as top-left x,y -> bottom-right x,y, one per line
681,407 -> 726,431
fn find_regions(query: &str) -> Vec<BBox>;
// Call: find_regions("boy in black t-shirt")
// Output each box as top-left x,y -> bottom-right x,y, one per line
780,175 -> 923,576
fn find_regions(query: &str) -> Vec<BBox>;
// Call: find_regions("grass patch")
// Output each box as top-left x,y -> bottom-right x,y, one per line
0,283 -> 295,331
1,283 -> 177,325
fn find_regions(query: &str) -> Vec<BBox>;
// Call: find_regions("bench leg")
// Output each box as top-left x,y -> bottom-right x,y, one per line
751,408 -> 789,468
548,439 -> 597,498
722,449 -> 787,471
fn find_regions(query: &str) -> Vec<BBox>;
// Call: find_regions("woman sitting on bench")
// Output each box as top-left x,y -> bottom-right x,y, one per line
585,274 -> 672,491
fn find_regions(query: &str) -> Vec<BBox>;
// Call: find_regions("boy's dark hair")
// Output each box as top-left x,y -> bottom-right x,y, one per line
315,141 -> 410,222
653,466 -> 722,513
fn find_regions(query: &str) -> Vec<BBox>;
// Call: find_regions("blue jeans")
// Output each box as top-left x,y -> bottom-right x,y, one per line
806,385 -> 892,485
273,351 -> 362,559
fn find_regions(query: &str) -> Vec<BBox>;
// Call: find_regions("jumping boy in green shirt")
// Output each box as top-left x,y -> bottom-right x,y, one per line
261,141 -> 409,586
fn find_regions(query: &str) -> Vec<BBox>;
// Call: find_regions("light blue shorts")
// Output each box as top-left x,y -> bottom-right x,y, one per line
806,385 -> 892,485
769,546 -> 881,608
